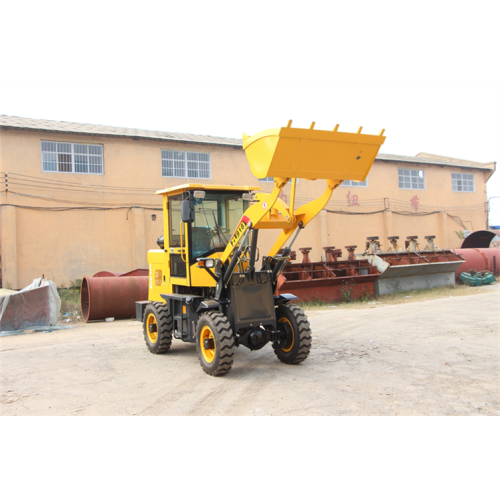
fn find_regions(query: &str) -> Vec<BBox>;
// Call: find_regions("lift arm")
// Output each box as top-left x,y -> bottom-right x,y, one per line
220,121 -> 386,265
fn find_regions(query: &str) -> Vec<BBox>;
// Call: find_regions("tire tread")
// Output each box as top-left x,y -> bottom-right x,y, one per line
144,302 -> 173,354
196,311 -> 235,376
273,303 -> 311,364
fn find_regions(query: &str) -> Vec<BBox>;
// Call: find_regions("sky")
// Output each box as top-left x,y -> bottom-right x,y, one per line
1,2 -> 499,222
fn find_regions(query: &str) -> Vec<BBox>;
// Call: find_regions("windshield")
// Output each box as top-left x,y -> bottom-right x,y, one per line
192,192 -> 249,259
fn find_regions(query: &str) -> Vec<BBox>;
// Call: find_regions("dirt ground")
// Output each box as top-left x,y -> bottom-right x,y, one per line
1,284 -> 499,416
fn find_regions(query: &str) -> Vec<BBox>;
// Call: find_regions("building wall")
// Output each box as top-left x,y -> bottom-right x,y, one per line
255,160 -> 491,262
0,127 -> 493,287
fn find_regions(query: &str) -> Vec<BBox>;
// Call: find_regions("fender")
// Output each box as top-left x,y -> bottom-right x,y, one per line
273,293 -> 298,306
196,299 -> 222,314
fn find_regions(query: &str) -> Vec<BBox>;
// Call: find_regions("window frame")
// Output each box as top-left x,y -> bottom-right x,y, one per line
258,177 -> 295,184
341,178 -> 369,188
452,172 -> 475,193
161,149 -> 211,180
40,140 -> 103,175
398,168 -> 426,190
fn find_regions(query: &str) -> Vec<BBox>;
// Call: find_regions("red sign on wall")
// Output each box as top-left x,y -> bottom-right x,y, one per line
410,195 -> 419,212
347,191 -> 359,207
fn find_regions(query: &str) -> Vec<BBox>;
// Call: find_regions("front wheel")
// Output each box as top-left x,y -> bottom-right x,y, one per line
196,311 -> 235,376
143,303 -> 173,354
273,304 -> 312,364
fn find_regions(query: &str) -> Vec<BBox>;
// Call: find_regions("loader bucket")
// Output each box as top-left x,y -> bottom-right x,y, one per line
243,122 -> 386,181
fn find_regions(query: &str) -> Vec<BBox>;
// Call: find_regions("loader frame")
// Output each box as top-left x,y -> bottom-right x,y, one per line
137,121 -> 386,375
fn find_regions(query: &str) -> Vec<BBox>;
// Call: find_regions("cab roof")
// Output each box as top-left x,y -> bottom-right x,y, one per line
155,183 -> 261,196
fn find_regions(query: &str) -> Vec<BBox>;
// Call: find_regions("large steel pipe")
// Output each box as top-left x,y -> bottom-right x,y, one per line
92,271 -> 124,277
92,269 -> 148,277
452,248 -> 500,276
81,276 -> 148,322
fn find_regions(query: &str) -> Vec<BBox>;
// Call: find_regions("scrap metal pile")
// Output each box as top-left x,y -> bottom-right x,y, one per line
275,245 -> 380,301
276,235 -> 469,301
80,233 -> 498,317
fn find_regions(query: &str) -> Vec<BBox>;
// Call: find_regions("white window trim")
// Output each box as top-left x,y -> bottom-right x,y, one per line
161,149 -> 212,180
452,172 -> 475,193
340,178 -> 369,187
398,168 -> 426,190
259,177 -> 296,184
40,140 -> 104,175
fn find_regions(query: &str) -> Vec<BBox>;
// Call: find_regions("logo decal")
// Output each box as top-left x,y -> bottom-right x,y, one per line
229,215 -> 250,247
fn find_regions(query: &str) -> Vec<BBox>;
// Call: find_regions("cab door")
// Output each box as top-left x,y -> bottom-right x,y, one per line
167,194 -> 191,286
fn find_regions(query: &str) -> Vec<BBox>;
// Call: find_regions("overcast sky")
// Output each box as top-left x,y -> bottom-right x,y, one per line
1,1 -> 499,222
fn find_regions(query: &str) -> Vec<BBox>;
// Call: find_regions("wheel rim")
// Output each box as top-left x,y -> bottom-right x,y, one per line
278,317 -> 294,352
146,313 -> 158,343
200,326 -> 216,363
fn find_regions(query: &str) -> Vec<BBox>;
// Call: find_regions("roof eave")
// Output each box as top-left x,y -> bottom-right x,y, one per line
375,155 -> 494,172
0,125 -> 244,149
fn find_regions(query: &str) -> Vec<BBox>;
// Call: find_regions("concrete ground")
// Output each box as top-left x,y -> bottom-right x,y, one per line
1,284 -> 498,416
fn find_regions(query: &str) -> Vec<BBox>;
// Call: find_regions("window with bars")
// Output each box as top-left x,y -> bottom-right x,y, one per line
41,141 -> 103,174
341,178 -> 368,187
452,172 -> 474,192
398,168 -> 425,190
259,177 -> 294,184
161,150 -> 211,179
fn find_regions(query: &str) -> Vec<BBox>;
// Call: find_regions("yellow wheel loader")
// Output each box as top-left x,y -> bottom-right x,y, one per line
136,121 -> 386,375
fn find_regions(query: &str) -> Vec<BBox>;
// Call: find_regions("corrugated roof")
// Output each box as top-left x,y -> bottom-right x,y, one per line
0,114 -> 494,171
0,114 -> 242,148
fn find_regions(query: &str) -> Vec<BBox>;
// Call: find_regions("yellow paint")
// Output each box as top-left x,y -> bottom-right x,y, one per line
219,123 -> 386,261
190,254 -> 221,287
146,313 -> 158,343
200,325 -> 216,363
277,317 -> 294,352
229,216 -> 249,247
154,269 -> 162,286
156,183 -> 261,196
242,123 -> 386,181
147,250 -> 170,302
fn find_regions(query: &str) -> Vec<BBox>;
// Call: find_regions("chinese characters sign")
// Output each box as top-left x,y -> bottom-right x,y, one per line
410,195 -> 419,212
346,191 -> 359,207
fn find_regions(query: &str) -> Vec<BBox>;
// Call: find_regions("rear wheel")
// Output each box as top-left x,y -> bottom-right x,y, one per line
143,303 -> 173,354
273,304 -> 311,364
196,311 -> 235,376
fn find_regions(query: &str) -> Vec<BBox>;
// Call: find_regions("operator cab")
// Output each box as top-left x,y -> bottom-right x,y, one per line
156,184 -> 259,281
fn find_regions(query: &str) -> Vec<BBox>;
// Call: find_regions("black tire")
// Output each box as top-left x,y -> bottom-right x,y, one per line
143,302 -> 173,354
273,304 -> 311,364
196,311 -> 235,376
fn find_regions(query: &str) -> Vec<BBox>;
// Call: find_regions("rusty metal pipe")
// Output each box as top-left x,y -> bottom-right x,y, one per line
299,247 -> 312,264
80,276 -> 149,322
452,248 -> 500,276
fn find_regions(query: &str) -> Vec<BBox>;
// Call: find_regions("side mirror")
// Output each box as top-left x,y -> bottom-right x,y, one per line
181,199 -> 194,223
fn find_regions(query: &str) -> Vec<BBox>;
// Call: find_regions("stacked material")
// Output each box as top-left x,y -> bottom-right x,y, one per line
0,279 -> 61,331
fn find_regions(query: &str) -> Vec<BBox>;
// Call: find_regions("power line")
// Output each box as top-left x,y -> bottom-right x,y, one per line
2,171 -> 160,193
0,203 -> 163,212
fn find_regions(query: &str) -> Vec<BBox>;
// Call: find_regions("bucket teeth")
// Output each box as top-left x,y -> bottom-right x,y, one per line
243,121 -> 386,181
